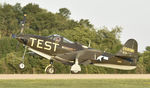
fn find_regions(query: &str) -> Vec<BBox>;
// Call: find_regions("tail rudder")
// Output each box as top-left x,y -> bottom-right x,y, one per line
117,39 -> 138,58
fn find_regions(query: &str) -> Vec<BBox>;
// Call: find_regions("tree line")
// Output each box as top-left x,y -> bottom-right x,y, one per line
0,3 -> 149,74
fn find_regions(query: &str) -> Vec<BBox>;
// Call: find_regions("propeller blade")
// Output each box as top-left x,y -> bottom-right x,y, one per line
15,14 -> 27,51
15,42 -> 20,51
20,14 -> 27,34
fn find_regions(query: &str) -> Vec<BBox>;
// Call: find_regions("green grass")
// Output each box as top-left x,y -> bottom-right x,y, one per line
0,79 -> 150,88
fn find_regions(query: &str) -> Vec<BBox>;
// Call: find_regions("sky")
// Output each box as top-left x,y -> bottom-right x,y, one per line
1,0 -> 150,52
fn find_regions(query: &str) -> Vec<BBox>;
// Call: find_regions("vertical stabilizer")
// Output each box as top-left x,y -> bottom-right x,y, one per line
116,39 -> 138,58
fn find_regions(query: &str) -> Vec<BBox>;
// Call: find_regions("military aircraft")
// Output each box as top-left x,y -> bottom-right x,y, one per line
13,15 -> 138,74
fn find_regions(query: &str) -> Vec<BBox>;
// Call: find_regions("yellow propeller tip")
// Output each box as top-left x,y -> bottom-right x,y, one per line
24,14 -> 27,16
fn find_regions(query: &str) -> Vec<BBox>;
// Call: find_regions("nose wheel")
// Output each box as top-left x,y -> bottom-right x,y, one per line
19,46 -> 27,69
45,60 -> 55,74
19,63 -> 25,69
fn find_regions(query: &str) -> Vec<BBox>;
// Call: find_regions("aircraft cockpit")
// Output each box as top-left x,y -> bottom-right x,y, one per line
47,34 -> 74,44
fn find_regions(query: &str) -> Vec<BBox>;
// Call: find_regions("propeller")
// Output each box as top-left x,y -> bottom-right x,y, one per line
20,14 -> 27,34
12,14 -> 27,38
15,14 -> 27,51
13,14 -> 27,69
20,14 -> 27,69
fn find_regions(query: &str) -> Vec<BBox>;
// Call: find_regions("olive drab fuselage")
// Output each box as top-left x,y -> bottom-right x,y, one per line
16,34 -> 138,70
15,14 -> 139,72
19,34 -> 84,56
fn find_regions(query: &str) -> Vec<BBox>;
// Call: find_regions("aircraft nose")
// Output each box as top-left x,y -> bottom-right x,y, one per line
16,35 -> 28,45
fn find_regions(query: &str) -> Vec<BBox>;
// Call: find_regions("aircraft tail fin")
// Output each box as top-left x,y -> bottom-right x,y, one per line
116,39 -> 138,59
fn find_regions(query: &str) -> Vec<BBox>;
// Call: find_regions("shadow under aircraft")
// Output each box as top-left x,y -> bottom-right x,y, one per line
13,15 -> 138,74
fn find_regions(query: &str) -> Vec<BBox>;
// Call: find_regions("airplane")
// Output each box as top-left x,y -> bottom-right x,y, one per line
13,14 -> 138,74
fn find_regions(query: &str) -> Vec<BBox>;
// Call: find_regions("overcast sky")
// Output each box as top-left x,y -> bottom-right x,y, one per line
1,0 -> 150,52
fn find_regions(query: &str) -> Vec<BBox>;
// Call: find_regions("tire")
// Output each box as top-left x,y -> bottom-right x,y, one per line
71,71 -> 80,74
46,65 -> 55,74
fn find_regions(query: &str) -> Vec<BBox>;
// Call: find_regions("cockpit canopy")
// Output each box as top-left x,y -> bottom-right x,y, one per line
47,34 -> 74,44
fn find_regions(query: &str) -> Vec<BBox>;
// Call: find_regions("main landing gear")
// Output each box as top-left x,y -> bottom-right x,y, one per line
71,58 -> 81,74
45,58 -> 81,74
45,60 -> 55,74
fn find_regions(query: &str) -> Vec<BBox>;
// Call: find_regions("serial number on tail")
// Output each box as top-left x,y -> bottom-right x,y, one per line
123,47 -> 135,53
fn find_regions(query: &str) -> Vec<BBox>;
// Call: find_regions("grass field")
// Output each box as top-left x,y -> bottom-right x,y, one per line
0,79 -> 150,88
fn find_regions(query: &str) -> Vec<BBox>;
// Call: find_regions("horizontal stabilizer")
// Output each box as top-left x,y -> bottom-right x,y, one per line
94,64 -> 136,70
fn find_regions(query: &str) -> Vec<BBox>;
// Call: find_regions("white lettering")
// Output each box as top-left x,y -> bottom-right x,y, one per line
37,39 -> 43,49
44,41 -> 52,50
30,38 -> 37,46
53,42 -> 59,52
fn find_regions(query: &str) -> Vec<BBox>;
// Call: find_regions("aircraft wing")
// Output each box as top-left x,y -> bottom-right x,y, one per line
54,49 -> 103,65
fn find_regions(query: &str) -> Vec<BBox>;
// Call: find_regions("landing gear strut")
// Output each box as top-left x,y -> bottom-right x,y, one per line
45,60 -> 55,74
19,46 -> 27,69
71,58 -> 81,74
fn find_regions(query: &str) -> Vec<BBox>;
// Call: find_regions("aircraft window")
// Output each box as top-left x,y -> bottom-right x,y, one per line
47,34 -> 60,40
53,36 -> 61,42
63,38 -> 74,44
53,34 -> 61,37
47,34 -> 73,43
47,36 -> 53,40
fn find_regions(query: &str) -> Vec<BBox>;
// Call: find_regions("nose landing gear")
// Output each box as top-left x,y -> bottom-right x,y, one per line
19,46 -> 27,69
